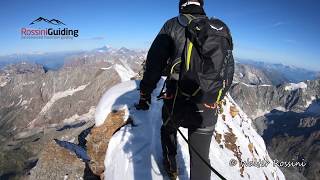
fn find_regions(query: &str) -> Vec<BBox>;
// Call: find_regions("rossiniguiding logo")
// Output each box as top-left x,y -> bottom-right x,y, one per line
21,17 -> 79,39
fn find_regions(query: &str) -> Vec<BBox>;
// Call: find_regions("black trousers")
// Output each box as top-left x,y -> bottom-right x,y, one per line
161,97 -> 218,180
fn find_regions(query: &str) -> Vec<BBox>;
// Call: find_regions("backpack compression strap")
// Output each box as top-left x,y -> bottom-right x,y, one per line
181,14 -> 195,71
178,14 -> 202,98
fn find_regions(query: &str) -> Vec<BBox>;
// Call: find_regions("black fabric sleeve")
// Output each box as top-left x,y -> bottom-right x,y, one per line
139,21 -> 174,95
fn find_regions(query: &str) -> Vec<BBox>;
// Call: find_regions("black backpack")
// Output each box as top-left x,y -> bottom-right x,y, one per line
168,14 -> 234,104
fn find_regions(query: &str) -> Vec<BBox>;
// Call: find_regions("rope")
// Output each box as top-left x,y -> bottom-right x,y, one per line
162,87 -> 227,180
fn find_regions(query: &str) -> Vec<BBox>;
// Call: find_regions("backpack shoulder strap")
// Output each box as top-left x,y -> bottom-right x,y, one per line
178,14 -> 197,27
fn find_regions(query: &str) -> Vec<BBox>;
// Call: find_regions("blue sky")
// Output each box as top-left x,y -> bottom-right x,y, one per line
0,0 -> 319,70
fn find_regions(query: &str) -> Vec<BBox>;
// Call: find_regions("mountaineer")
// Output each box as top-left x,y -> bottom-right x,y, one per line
135,0 -> 234,179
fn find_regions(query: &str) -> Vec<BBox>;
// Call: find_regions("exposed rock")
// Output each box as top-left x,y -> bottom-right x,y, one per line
87,110 -> 130,178
0,49 -> 144,178
230,105 -> 239,118
261,111 -> 320,180
234,63 -> 273,85
63,47 -> 146,74
223,125 -> 244,177
0,119 -> 95,179
230,80 -> 320,119
0,66 -> 121,140
214,132 -> 222,144
28,141 -> 85,180
230,79 -> 320,180
1,62 -> 45,75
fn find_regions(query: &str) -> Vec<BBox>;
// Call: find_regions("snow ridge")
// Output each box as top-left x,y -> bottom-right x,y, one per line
114,64 -> 136,82
40,83 -> 90,115
284,82 -> 307,91
95,80 -> 285,180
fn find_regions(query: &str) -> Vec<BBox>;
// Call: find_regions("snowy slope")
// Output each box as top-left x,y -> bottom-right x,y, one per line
95,80 -> 285,180
100,64 -> 136,82
114,64 -> 136,82
284,82 -> 308,91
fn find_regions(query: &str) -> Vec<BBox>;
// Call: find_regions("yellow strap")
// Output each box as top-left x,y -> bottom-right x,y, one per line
186,41 -> 193,71
216,88 -> 223,102
183,14 -> 195,71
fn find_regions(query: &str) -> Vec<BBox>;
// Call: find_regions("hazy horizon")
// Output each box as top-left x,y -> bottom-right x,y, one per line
0,46 -> 319,72
0,0 -> 319,70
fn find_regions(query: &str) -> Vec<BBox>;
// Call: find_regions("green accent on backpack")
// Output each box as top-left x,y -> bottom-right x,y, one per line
186,41 -> 193,71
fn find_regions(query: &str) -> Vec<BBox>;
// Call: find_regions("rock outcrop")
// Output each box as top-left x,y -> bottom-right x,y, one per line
230,80 -> 320,119
230,79 -> 320,180
28,141 -> 86,180
0,51 -> 143,179
86,110 -> 131,178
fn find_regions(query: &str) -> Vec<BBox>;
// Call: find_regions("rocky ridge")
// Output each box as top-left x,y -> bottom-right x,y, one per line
230,79 -> 320,180
0,48 -> 145,179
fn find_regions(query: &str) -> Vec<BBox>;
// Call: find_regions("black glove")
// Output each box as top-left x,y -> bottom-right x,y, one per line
135,92 -> 151,111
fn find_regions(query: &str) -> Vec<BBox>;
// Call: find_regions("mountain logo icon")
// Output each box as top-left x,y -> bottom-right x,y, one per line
29,17 -> 66,26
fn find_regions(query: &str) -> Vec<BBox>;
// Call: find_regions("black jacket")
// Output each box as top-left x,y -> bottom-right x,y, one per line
140,5 -> 207,95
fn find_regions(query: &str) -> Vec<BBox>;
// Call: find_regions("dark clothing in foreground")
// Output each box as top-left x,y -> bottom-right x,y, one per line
140,5 -> 207,95
161,97 -> 217,180
139,5 -> 222,180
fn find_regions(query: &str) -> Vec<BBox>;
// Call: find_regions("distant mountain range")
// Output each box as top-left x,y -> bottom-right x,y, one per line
0,47 -> 319,84
29,17 -> 66,26
0,47 -> 147,71
0,51 -> 84,70
237,59 -> 319,85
